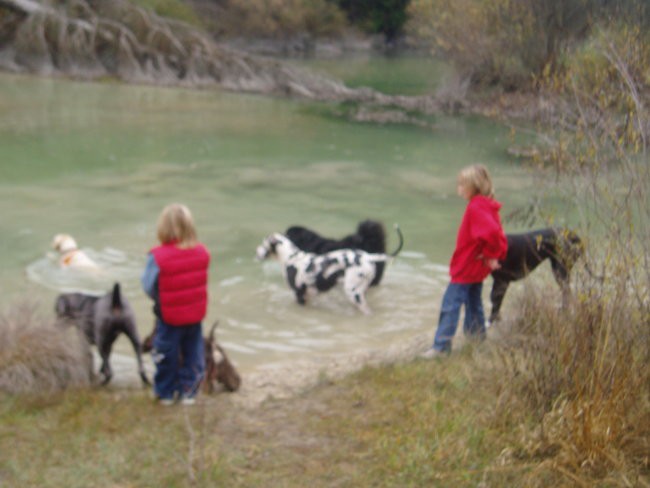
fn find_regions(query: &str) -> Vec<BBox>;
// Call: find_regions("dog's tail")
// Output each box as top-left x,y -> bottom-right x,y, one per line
111,283 -> 122,310
208,320 -> 219,343
389,224 -> 404,257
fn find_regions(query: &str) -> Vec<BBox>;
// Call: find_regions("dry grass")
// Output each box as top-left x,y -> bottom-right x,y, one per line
0,297 -> 647,486
485,279 -> 650,486
0,301 -> 90,395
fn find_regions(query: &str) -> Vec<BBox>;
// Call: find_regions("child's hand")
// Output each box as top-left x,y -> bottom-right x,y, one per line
485,258 -> 501,270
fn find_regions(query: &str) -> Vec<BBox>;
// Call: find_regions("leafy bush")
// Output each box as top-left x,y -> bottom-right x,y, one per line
485,32 -> 650,484
407,0 -> 595,89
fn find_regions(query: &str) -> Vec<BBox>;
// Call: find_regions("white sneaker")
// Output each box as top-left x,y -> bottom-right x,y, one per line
159,398 -> 175,406
419,348 -> 446,360
180,397 -> 196,406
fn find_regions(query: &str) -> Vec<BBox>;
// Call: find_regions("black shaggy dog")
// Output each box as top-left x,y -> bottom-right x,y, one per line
285,219 -> 387,286
489,227 -> 585,323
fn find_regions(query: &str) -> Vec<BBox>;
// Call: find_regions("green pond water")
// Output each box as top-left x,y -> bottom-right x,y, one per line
0,62 -> 533,374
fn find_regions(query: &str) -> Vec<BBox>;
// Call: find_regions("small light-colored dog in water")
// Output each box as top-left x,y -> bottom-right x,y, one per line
256,225 -> 403,314
51,233 -> 99,268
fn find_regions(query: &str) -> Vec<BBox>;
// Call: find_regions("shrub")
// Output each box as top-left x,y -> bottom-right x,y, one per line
490,279 -> 650,482
334,0 -> 411,42
485,32 -> 650,484
0,302 -> 90,395
407,0 -> 595,89
215,0 -> 348,39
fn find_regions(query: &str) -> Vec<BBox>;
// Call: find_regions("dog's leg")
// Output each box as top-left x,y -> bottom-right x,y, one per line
97,330 -> 118,385
124,325 -> 151,386
215,344 -> 241,392
202,339 -> 216,394
550,258 -> 572,309
141,321 -> 157,353
489,278 -> 510,323
343,270 -> 372,315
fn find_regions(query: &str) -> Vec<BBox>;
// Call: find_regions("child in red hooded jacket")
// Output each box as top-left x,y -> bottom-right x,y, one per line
421,164 -> 507,357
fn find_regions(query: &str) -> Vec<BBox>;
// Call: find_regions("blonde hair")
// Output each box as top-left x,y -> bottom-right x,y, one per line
156,203 -> 197,247
457,164 -> 494,198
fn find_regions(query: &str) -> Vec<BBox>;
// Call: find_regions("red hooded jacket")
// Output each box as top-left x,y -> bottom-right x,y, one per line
449,195 -> 508,283
150,243 -> 210,326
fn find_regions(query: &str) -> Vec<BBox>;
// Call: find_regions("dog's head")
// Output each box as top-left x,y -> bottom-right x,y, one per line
558,228 -> 585,263
256,233 -> 290,261
356,220 -> 386,253
55,293 -> 86,321
52,234 -> 78,254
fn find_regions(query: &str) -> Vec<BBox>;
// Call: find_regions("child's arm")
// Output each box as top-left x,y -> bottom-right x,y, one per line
141,253 -> 159,299
469,206 -> 507,261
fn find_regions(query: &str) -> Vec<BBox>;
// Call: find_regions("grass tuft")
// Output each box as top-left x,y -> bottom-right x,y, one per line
0,301 -> 90,395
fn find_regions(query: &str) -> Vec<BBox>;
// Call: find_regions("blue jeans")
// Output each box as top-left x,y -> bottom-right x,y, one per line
433,282 -> 486,353
152,320 -> 204,400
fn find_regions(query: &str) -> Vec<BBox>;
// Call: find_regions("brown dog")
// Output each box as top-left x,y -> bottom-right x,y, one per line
142,320 -> 240,393
203,322 -> 241,393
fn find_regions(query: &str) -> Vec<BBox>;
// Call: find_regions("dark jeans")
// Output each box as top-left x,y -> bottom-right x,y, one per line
152,320 -> 204,400
433,282 -> 486,353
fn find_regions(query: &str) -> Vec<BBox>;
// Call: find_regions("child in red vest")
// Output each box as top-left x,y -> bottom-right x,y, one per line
421,164 -> 507,358
142,203 -> 211,405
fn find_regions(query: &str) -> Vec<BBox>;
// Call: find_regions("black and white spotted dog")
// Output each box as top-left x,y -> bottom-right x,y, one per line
256,226 -> 403,314
286,219 -> 387,286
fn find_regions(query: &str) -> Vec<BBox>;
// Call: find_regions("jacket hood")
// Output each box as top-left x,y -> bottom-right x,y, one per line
471,194 -> 502,212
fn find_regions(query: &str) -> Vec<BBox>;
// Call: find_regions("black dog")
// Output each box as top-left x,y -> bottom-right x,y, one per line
489,228 -> 584,322
285,219 -> 387,286
55,283 -> 150,386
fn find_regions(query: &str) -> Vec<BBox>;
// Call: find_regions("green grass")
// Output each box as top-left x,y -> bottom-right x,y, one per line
0,389 -> 230,487
0,348 -> 530,487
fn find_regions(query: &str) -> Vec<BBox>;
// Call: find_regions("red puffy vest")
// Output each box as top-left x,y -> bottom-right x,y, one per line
151,243 -> 210,326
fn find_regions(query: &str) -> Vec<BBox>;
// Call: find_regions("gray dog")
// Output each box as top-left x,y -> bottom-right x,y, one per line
55,283 -> 150,386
